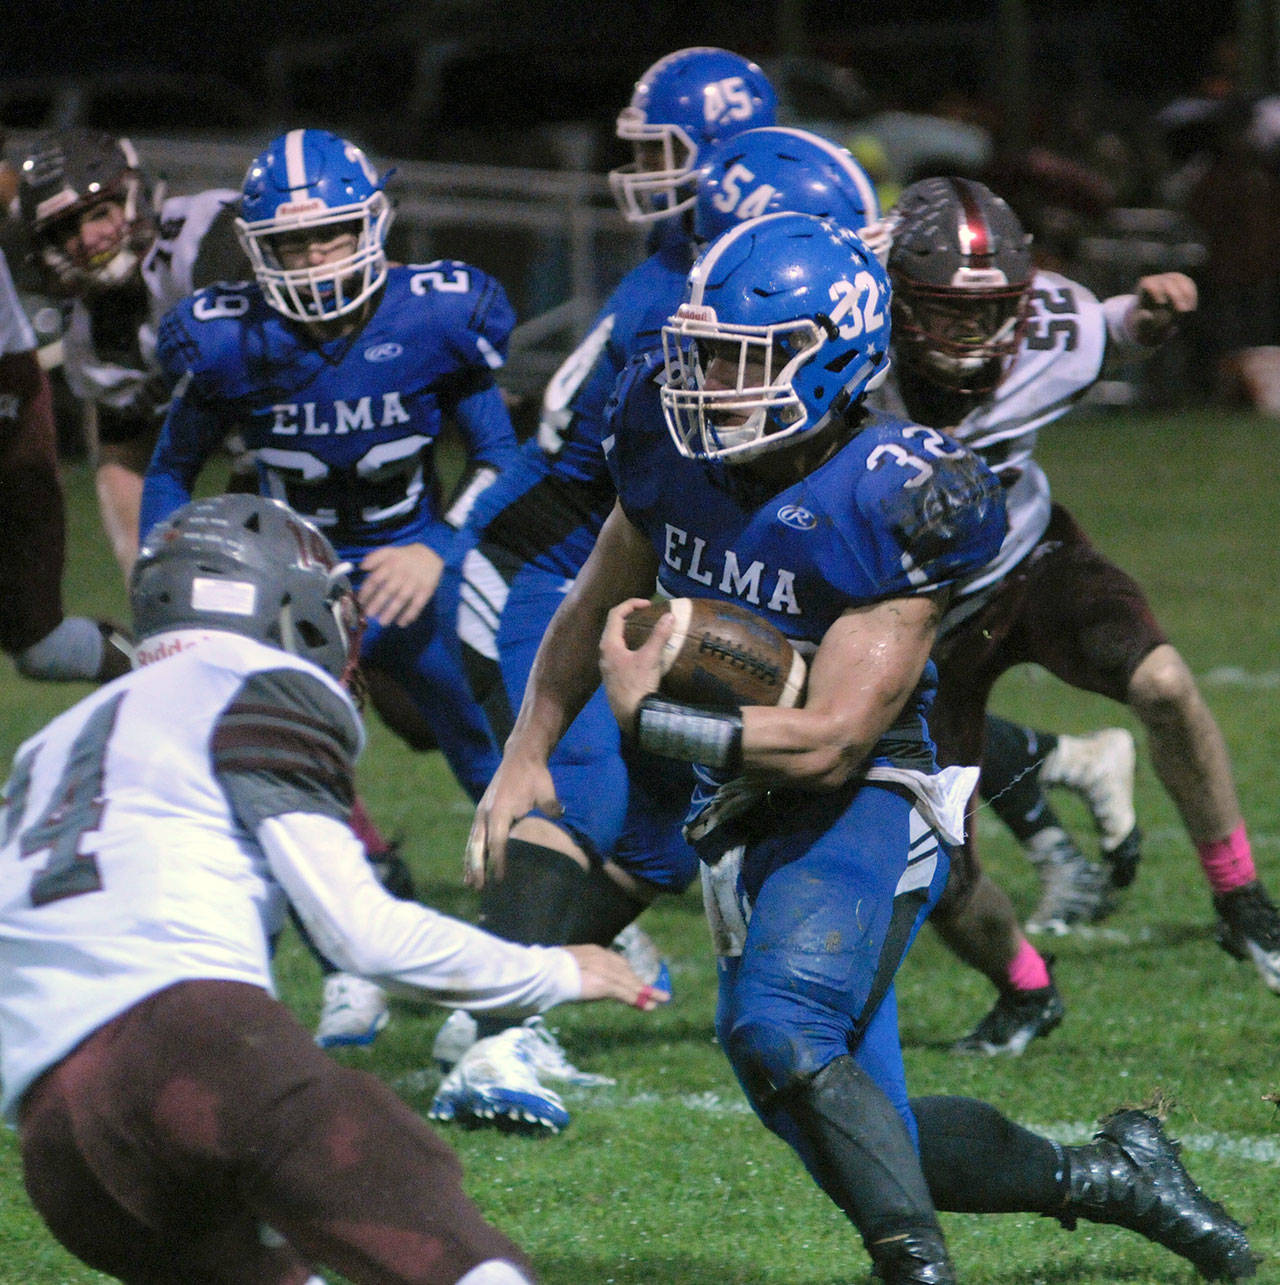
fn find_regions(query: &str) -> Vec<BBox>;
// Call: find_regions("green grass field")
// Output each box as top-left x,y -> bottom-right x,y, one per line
1,407 -> 1278,1284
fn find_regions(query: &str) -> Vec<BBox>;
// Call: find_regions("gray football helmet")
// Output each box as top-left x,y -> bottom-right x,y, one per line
887,177 -> 1032,392
130,495 -> 361,683
16,128 -> 154,295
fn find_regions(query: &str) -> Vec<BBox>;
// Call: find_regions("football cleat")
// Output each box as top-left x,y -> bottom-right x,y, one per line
612,922 -> 672,996
1060,1108 -> 1258,1280
314,973 -> 389,1048
1214,881 -> 1280,994
1025,830 -> 1114,934
518,1016 -> 616,1087
952,965 -> 1065,1056
431,1012 -> 616,1087
868,1228 -> 957,1284
1039,728 -> 1142,883
429,1028 -> 571,1134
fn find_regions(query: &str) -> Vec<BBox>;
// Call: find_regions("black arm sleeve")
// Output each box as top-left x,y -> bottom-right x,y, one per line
210,667 -> 361,830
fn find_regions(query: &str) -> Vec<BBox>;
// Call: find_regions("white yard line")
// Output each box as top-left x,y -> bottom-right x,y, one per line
394,1072 -> 1280,1164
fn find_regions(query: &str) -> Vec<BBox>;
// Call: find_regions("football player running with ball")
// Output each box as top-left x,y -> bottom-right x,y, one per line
0,494 -> 664,1285
465,213 -> 1255,1283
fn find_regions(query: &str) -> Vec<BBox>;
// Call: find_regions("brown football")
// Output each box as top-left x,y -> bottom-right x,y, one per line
623,597 -> 807,708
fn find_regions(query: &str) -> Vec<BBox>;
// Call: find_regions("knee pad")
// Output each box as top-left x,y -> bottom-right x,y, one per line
724,1014 -> 828,1109
479,839 -> 645,946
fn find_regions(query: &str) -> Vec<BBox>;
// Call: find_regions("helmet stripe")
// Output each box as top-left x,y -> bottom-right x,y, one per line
951,178 -> 991,259
284,129 -> 309,191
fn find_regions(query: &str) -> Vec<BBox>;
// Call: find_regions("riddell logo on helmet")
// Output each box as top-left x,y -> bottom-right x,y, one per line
279,199 -> 326,217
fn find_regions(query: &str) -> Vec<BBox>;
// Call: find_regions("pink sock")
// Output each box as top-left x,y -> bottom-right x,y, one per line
1006,938 -> 1051,991
1197,823 -> 1255,894
349,796 -> 391,857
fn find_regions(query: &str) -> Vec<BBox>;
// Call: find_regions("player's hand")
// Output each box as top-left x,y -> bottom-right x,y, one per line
562,943 -> 670,1010
599,598 -> 673,733
1131,272 -> 1198,346
465,754 -> 563,889
359,543 -> 444,628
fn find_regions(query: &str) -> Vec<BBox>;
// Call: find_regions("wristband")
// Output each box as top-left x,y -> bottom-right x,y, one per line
634,694 -> 744,773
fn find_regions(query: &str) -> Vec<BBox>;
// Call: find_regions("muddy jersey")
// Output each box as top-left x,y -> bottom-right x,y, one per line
875,269 -> 1107,597
61,188 -> 242,420
142,263 -> 518,562
0,630 -> 576,1120
604,351 -> 1006,780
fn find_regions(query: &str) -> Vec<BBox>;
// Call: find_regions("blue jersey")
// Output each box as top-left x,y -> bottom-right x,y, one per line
465,238 -> 694,575
604,352 -> 1007,750
141,263 -> 518,564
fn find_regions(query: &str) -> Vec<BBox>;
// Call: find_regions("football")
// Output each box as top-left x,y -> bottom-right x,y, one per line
623,597 -> 807,708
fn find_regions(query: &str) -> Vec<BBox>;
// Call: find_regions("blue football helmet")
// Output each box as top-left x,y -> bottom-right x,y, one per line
694,126 -> 880,244
236,129 -> 392,322
610,46 -> 777,224
661,212 -> 891,464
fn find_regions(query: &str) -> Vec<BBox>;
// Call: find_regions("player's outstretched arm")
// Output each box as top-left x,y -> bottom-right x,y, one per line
261,811 -> 667,1013
465,500 -> 659,888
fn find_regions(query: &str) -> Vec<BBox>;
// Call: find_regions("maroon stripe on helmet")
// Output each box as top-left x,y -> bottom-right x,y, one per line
951,178 -> 990,260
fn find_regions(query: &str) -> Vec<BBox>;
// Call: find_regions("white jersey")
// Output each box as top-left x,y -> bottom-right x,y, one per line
0,250 -> 36,356
62,188 -> 242,415
0,630 -> 579,1121
877,269 -> 1108,599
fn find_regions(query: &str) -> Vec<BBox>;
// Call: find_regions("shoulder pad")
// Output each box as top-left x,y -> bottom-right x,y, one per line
155,283 -> 259,385
399,260 -> 516,363
858,422 -> 1006,587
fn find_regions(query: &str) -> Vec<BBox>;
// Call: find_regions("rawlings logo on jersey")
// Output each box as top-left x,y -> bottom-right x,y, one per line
777,504 -> 817,531
662,523 -> 801,615
364,342 -> 403,362
266,393 -> 411,436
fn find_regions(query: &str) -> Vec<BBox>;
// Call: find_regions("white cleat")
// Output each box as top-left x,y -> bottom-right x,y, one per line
518,1016 -> 616,1087
429,1028 -> 571,1133
314,973 -> 389,1048
432,1010 -> 615,1087
1040,728 -> 1142,885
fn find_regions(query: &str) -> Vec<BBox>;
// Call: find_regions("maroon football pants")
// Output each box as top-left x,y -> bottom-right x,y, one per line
931,501 -> 1167,908
19,980 -> 532,1284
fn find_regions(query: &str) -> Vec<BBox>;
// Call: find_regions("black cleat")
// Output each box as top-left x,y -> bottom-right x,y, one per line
868,1228 -> 957,1284
1060,1108 -> 1257,1280
952,965 -> 1065,1056
1214,881 -> 1280,995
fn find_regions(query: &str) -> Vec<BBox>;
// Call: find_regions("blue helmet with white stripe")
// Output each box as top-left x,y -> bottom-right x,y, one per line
694,126 -> 880,244
609,47 -> 777,224
661,212 -> 891,463
236,129 -> 392,322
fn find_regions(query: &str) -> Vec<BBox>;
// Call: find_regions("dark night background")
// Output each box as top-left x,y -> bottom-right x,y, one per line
0,2 -> 1245,165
